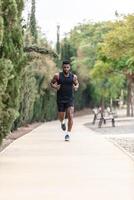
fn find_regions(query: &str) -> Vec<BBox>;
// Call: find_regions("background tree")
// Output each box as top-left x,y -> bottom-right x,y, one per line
0,0 -> 58,144
90,60 -> 125,110
101,14 -> 134,115
30,0 -> 38,43
0,0 -> 25,143
61,22 -> 112,109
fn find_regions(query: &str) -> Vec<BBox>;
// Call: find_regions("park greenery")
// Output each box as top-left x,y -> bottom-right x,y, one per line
61,15 -> 134,114
0,0 -> 57,143
0,0 -> 134,143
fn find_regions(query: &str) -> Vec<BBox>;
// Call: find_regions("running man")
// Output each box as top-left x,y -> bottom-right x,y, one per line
50,60 -> 79,141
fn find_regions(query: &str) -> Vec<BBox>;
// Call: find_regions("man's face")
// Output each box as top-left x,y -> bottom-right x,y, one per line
63,64 -> 70,74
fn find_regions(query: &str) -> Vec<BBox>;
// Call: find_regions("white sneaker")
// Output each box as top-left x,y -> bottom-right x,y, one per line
65,134 -> 70,141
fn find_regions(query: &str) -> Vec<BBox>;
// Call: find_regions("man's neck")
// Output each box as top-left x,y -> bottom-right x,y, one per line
63,72 -> 70,77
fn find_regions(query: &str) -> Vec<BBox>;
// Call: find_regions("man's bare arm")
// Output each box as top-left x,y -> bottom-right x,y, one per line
50,73 -> 60,90
73,75 -> 79,91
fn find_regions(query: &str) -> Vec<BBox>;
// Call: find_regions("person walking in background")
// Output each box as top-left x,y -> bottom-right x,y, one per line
50,60 -> 79,141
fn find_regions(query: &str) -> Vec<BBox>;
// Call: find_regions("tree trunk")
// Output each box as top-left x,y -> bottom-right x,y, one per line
110,98 -> 113,110
127,77 -> 132,116
100,96 -> 105,112
131,80 -> 134,117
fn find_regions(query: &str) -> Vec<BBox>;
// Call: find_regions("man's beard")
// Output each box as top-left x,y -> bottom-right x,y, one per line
63,70 -> 69,75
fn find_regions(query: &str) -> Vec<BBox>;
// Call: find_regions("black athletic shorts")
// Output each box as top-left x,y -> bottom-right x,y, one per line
57,101 -> 74,112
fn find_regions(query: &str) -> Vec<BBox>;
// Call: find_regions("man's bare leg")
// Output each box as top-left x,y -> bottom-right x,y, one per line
58,112 -> 66,131
65,106 -> 74,140
58,112 -> 65,122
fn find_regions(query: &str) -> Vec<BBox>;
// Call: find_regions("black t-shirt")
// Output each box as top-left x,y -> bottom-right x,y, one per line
57,72 -> 74,103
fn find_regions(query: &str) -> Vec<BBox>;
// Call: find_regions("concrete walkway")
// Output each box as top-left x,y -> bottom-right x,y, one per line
0,115 -> 134,200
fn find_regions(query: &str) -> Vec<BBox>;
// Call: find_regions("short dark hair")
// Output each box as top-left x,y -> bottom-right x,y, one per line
62,60 -> 70,65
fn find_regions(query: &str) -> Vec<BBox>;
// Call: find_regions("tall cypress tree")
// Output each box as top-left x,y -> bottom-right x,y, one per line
30,0 -> 38,43
0,0 -> 3,49
56,25 -> 60,55
56,24 -> 61,68
0,0 -> 24,143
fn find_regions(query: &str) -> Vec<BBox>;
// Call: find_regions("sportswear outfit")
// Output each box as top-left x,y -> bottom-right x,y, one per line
57,72 -> 74,111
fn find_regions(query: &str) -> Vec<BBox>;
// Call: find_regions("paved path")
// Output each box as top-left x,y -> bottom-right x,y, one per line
0,115 -> 134,200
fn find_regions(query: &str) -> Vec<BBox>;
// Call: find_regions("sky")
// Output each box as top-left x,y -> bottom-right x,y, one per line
24,0 -> 134,44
